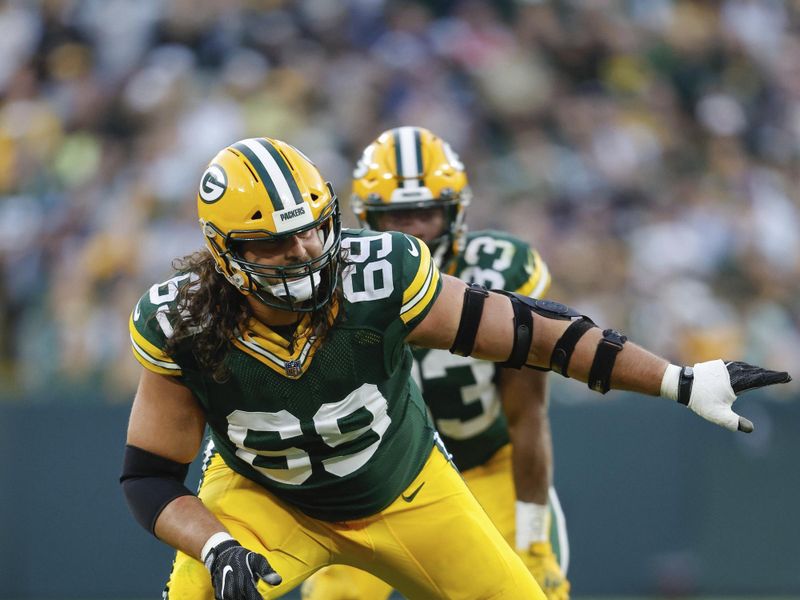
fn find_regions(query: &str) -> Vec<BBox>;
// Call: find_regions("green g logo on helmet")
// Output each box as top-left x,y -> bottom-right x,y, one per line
199,165 -> 228,204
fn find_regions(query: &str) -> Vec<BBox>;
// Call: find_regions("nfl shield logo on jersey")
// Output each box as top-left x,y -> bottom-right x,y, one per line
285,360 -> 302,378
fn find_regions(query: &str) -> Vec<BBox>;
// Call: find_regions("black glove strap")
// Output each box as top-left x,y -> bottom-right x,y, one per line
499,294 -> 533,369
550,317 -> 596,377
677,366 -> 694,405
205,539 -> 241,570
450,284 -> 489,357
587,329 -> 628,394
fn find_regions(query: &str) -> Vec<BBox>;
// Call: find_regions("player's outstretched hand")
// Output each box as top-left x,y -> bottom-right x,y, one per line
725,361 -> 792,394
518,541 -> 570,600
205,539 -> 282,600
676,359 -> 791,433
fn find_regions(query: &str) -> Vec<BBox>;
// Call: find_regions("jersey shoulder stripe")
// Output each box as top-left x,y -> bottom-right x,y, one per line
515,249 -> 551,299
400,235 -> 440,324
339,229 -> 441,333
129,273 -> 197,377
129,312 -> 183,376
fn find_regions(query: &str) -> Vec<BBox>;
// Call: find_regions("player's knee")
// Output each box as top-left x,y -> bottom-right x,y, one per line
163,554 -> 215,600
302,567 -> 394,600
301,568 -> 352,600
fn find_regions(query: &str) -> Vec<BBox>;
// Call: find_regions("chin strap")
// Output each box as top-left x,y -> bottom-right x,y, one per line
260,271 -> 321,302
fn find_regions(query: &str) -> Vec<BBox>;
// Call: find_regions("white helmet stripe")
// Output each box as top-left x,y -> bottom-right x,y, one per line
240,138 -> 301,207
396,126 -> 422,188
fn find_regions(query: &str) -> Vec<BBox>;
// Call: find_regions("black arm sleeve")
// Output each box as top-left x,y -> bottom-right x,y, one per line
120,444 -> 194,535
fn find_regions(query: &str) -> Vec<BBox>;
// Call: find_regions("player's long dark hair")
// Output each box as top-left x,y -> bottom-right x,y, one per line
162,249 -> 343,383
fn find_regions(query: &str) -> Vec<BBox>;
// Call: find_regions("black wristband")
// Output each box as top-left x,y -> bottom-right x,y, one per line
677,366 -> 694,405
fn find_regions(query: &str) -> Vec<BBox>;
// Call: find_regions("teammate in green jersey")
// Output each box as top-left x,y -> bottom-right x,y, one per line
121,136 -> 790,600
303,126 -> 569,600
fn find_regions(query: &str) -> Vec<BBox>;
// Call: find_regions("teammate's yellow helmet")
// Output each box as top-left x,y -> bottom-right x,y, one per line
351,126 -> 471,265
197,137 -> 341,312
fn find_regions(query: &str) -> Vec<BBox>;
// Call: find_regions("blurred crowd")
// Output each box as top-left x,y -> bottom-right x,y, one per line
1,0 -> 798,402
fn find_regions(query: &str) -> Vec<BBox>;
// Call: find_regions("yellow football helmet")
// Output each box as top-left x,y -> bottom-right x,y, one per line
351,126 -> 471,266
197,137 -> 341,312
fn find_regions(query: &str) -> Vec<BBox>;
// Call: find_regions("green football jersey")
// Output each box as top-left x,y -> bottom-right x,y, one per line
130,229 -> 442,521
412,230 -> 551,471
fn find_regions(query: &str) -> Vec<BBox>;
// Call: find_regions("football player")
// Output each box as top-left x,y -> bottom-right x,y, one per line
303,126 -> 569,600
121,136 -> 790,600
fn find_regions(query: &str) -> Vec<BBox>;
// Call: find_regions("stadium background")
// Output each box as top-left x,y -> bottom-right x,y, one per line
1,0 -> 798,598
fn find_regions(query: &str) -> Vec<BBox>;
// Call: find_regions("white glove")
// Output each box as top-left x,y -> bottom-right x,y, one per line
661,359 -> 791,432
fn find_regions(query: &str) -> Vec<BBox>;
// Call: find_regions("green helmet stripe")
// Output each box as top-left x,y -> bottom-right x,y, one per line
413,127 -> 423,181
233,140 -> 285,211
393,126 -> 424,190
392,128 -> 403,183
255,138 -> 304,207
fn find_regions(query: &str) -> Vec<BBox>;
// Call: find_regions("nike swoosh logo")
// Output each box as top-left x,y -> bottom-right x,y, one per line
401,481 -> 425,502
405,235 -> 419,257
222,565 -> 233,593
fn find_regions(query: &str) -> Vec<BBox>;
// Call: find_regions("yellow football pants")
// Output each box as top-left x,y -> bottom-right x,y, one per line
163,444 -> 545,600
303,444 -> 568,600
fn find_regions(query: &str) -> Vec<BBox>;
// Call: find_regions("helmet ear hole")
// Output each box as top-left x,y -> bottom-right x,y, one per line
251,210 -> 262,220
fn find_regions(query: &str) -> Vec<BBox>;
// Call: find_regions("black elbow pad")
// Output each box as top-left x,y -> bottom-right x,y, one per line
120,444 -> 193,535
